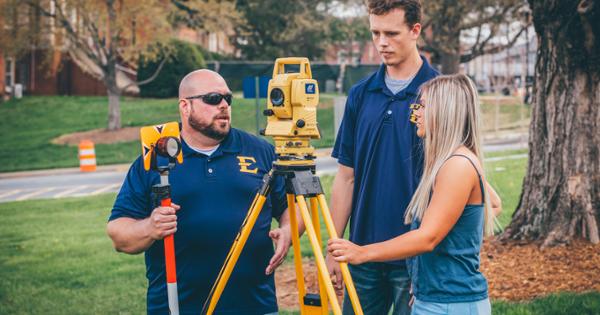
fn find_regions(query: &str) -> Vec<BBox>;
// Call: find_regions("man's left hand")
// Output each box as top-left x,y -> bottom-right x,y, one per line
265,226 -> 291,275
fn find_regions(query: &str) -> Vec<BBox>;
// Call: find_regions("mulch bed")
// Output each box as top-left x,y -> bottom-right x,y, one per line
483,239 -> 600,300
51,127 -> 140,145
274,239 -> 600,309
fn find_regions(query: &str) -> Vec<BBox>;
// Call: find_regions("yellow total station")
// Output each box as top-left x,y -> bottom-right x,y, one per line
203,58 -> 363,315
262,57 -> 321,161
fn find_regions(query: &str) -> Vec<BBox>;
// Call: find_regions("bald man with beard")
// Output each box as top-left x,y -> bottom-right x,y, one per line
107,70 -> 293,315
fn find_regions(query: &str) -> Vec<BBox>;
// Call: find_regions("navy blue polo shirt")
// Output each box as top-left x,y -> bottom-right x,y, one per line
109,128 -> 287,315
332,56 -> 438,263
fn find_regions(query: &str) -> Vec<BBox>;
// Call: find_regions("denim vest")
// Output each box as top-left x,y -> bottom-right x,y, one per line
407,155 -> 489,303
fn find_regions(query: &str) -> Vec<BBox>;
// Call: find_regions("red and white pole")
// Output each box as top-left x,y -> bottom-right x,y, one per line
154,173 -> 179,315
162,196 -> 179,315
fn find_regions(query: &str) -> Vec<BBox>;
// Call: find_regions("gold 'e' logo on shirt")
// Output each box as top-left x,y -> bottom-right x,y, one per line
237,156 -> 258,174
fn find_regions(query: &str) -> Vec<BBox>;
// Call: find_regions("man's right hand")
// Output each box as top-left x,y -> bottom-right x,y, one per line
326,253 -> 344,296
147,203 -> 180,240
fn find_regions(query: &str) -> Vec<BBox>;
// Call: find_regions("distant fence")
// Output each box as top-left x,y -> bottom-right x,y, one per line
205,61 -> 381,94
342,64 -> 380,93
331,94 -> 531,141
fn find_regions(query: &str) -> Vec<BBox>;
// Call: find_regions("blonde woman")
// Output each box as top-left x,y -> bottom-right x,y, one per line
328,74 -> 501,315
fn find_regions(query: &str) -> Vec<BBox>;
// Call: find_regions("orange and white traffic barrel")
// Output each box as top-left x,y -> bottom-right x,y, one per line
78,140 -> 97,172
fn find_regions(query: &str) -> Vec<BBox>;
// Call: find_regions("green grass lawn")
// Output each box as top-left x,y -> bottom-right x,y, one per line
0,95 -> 334,172
0,94 -> 528,173
280,292 -> 600,315
491,292 -> 600,315
1,150 -> 596,314
480,102 -> 531,132
485,149 -> 529,229
0,195 -> 147,313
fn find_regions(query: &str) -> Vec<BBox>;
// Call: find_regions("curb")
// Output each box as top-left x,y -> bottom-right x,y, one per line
0,164 -> 131,180
0,136 -> 525,180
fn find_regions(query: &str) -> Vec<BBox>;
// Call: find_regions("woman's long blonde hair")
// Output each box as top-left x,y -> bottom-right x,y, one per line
404,74 -> 494,236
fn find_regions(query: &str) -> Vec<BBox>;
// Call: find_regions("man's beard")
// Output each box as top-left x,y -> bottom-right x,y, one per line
188,110 -> 230,141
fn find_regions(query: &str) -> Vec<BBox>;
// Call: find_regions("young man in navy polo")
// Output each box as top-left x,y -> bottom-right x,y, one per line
107,70 -> 292,315
326,1 -> 438,314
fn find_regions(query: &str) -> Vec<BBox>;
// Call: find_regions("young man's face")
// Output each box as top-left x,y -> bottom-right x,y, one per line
369,8 -> 421,67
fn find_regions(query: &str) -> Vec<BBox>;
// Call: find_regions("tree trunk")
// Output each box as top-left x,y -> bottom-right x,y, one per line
105,0 -> 121,131
501,0 -> 600,247
439,52 -> 460,74
106,66 -> 121,131
431,6 -> 462,74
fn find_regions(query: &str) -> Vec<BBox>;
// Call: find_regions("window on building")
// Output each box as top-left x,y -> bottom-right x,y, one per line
4,58 -> 14,93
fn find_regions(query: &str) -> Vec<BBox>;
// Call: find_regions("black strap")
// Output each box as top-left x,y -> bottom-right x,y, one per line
447,154 -> 485,203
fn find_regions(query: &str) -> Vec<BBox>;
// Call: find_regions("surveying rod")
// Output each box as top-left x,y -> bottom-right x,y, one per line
141,123 -> 184,315
152,136 -> 182,315
152,168 -> 179,315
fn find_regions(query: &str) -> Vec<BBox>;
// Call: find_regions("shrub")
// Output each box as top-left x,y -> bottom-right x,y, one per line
138,40 -> 206,98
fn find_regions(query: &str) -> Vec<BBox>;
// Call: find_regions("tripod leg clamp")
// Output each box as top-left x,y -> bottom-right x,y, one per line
258,170 -> 276,196
287,170 -> 323,197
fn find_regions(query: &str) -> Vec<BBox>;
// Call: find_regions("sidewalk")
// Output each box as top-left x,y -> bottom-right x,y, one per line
0,163 -> 132,180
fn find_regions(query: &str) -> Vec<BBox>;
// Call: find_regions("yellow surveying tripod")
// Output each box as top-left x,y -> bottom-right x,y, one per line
202,58 -> 363,315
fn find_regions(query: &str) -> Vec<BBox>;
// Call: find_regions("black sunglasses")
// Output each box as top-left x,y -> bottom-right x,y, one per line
186,92 -> 233,106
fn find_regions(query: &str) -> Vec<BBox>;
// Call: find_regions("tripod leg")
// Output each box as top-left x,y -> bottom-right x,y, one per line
309,197 -> 329,315
288,194 -> 307,306
316,194 -> 363,315
296,196 -> 342,315
203,192 -> 267,315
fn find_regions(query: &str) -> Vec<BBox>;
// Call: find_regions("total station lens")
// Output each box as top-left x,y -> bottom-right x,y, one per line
270,88 -> 284,106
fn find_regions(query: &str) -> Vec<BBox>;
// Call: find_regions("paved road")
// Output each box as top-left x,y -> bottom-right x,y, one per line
0,139 -> 527,203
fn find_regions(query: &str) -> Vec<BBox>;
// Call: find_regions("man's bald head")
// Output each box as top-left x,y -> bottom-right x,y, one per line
178,69 -> 229,99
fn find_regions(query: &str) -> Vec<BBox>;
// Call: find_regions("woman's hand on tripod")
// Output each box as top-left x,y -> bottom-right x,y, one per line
327,238 -> 370,265
265,225 -> 291,275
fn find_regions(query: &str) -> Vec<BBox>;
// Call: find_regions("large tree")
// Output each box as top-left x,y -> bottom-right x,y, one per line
420,0 -> 530,74
18,0 -> 176,130
302,0 -> 531,73
233,0 -> 331,60
328,15 -> 371,64
6,0 -> 238,130
501,0 -> 599,246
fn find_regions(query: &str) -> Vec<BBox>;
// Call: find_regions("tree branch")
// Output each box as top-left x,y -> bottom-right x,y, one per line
27,0 -> 105,73
466,24 -> 499,61
120,57 -> 167,92
24,0 -> 55,18
80,12 -> 109,67
578,0 -> 598,56
460,24 -> 528,63
106,0 -> 118,65
115,64 -> 137,75
421,18 -> 433,32
473,23 -> 483,49
459,3 -> 520,31
421,32 -> 442,55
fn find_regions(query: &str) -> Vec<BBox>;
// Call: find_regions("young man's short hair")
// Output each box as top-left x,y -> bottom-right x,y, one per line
367,0 -> 422,28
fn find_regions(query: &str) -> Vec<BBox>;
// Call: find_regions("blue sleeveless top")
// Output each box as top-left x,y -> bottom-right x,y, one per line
407,154 -> 488,303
